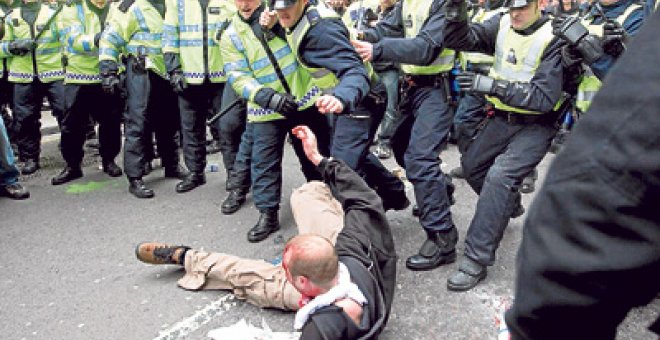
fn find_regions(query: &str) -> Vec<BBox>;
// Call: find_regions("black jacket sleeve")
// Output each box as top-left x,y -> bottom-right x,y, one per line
300,18 -> 370,113
366,0 -> 447,66
443,12 -> 501,55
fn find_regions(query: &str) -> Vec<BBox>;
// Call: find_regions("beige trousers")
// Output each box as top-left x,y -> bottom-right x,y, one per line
177,181 -> 344,311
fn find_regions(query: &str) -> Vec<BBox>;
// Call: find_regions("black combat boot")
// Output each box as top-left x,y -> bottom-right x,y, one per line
447,256 -> 487,292
175,172 -> 206,193
221,188 -> 248,215
406,226 -> 458,271
129,178 -> 154,199
51,166 -> 83,185
247,210 -> 280,243
21,159 -> 40,175
102,160 -> 123,177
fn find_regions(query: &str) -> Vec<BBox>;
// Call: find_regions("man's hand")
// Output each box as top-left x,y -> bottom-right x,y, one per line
315,95 -> 344,114
351,40 -> 373,62
8,40 -> 35,56
169,70 -> 188,94
292,125 -> 324,166
259,9 -> 277,30
268,92 -> 299,117
560,44 -> 583,68
602,20 -> 627,57
456,72 -> 508,98
445,0 -> 467,22
552,15 -> 603,64
101,72 -> 120,95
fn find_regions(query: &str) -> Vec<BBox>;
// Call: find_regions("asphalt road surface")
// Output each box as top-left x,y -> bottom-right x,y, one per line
1,133 -> 657,339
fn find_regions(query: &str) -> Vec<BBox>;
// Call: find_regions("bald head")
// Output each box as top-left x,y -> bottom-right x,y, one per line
283,234 -> 338,288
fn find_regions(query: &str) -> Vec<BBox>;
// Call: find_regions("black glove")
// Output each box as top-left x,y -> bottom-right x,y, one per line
552,15 -> 588,45
602,20 -> 627,57
267,92 -> 298,117
560,44 -> 583,68
456,72 -> 509,98
101,71 -> 120,95
94,33 -> 102,47
8,40 -> 35,56
553,15 -> 603,64
445,0 -> 468,22
169,70 -> 188,94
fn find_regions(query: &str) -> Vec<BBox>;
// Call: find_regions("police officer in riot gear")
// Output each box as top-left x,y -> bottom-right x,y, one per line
99,0 -> 185,198
0,0 -> 66,175
52,0 -> 123,185
443,0 -> 567,291
162,0 -> 235,193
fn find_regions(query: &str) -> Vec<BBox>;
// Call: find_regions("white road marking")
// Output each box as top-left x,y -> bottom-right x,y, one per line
153,294 -> 234,340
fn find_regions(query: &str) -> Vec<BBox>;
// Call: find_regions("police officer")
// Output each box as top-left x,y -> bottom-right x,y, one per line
269,0 -> 409,213
162,0 -> 234,193
221,0 -> 331,242
443,0 -> 567,291
552,0 -> 645,115
99,0 -> 184,198
52,0 -> 123,185
0,0 -> 14,133
0,0 -> 66,175
352,0 -> 458,272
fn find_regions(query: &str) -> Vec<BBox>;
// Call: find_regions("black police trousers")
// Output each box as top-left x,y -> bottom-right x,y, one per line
123,59 -> 180,179
12,79 -> 65,161
176,81 -> 224,174
60,83 -> 122,167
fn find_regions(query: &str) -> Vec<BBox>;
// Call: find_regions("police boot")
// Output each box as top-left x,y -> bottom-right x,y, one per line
247,210 -> 280,243
447,256 -> 487,292
135,242 -> 190,265
406,226 -> 458,271
412,204 -> 420,217
175,172 -> 206,193
221,188 -> 248,215
0,182 -> 30,200
164,164 -> 188,180
21,159 -> 40,175
102,160 -> 123,177
51,166 -> 83,185
129,178 -> 154,199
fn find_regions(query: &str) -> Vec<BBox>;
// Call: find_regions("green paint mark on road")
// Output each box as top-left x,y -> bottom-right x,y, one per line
66,180 -> 115,194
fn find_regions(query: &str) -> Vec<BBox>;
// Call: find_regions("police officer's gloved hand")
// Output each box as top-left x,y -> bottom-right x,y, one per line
94,33 -> 102,48
268,92 -> 299,117
552,15 -> 604,65
101,71 -> 120,94
169,70 -> 187,94
560,44 -> 583,68
456,71 -> 508,98
602,20 -> 627,57
8,40 -> 35,56
445,0 -> 468,22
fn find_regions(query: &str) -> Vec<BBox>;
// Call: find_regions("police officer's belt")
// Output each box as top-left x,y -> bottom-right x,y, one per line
403,73 -> 449,88
468,63 -> 491,75
490,108 -> 555,125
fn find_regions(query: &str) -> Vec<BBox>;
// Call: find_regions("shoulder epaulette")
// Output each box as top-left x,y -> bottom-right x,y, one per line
119,0 -> 135,12
306,8 -> 321,26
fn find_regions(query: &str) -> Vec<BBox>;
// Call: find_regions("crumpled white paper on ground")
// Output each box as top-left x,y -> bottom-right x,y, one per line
207,318 -> 300,340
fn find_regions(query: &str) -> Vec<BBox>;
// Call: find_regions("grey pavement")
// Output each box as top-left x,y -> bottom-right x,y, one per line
1,128 -> 658,340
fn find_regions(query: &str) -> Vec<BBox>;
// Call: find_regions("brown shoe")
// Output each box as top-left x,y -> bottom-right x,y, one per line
135,242 -> 190,265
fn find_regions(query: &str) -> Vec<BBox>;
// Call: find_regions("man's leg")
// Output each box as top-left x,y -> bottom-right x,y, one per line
248,120 -> 286,242
91,84 -> 123,175
403,86 -> 457,271
450,119 -> 556,291
290,181 -> 344,244
221,122 -> 252,215
375,68 -> 400,159
176,83 -> 209,193
12,82 -> 43,174
217,84 -> 247,188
